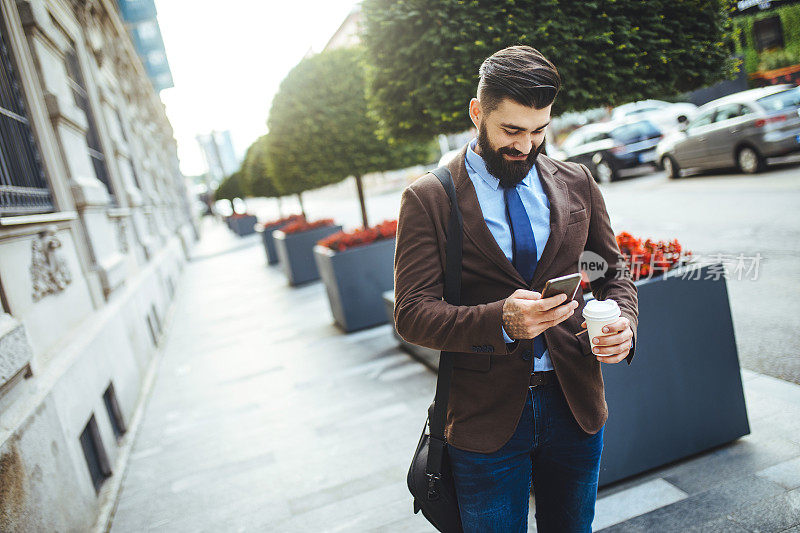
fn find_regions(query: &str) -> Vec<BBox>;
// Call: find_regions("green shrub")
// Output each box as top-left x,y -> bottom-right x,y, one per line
757,47 -> 800,70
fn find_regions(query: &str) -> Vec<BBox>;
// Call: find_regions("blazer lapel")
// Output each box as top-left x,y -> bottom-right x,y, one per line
529,155 -> 569,291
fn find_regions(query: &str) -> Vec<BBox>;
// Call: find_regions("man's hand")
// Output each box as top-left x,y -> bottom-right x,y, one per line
502,290 -> 578,340
579,316 -> 633,364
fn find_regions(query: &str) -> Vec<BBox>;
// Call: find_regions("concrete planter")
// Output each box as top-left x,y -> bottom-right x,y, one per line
595,263 -> 749,486
273,225 -> 342,286
227,215 -> 258,237
384,262 -> 750,487
260,223 -> 290,265
314,238 -> 396,332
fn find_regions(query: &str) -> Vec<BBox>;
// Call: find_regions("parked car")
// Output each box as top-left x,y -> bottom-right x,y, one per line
556,119 -> 664,183
612,99 -> 698,133
656,85 -> 800,179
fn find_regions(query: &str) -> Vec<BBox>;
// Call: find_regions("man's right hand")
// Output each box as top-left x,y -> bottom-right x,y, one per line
502,289 -> 578,340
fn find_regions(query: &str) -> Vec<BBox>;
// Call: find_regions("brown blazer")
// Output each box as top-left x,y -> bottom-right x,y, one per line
393,144 -> 639,453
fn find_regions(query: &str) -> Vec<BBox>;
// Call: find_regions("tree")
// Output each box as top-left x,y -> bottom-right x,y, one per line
266,46 -> 433,228
214,170 -> 248,207
243,135 -> 286,217
362,0 -> 740,139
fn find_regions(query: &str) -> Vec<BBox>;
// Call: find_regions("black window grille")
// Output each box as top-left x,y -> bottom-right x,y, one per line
64,46 -> 114,201
0,10 -> 54,216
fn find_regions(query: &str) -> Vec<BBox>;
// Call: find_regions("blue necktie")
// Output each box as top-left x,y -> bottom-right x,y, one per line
504,186 -> 546,359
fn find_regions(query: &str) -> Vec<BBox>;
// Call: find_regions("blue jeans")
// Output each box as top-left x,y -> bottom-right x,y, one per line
447,382 -> 604,533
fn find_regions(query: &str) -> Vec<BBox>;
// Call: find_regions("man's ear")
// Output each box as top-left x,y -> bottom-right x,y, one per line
469,98 -> 482,130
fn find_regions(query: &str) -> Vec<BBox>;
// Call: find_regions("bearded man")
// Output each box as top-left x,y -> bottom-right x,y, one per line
393,45 -> 639,532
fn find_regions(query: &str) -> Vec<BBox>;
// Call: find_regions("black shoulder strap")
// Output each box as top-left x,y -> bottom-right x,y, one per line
426,165 -> 463,479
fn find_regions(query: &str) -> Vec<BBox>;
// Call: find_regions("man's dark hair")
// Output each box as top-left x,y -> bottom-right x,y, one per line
477,45 -> 561,113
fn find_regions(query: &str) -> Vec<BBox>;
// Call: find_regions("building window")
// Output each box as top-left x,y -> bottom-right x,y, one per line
79,413 -> 112,493
102,382 -> 127,439
64,46 -> 114,200
753,16 -> 784,51
0,10 -> 54,216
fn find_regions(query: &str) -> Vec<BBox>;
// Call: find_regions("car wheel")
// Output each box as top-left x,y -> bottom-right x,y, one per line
662,155 -> 681,179
736,145 -> 766,174
594,159 -> 615,184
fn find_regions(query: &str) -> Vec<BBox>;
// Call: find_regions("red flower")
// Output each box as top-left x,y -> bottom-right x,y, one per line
317,220 -> 398,252
260,214 -> 305,231
281,218 -> 335,235
580,232 -> 691,289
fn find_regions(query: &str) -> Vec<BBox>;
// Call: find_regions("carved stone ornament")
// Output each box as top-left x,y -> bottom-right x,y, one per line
30,226 -> 72,301
73,0 -> 106,66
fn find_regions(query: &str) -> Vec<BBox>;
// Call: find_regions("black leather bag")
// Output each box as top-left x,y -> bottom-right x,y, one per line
406,166 -> 464,533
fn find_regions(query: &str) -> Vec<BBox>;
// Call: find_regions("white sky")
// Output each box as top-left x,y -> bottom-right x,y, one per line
154,0 -> 359,176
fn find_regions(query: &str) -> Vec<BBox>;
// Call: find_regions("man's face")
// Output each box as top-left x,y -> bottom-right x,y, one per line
469,98 -> 552,188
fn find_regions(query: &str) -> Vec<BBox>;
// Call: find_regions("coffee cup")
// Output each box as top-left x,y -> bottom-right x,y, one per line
582,299 -> 621,350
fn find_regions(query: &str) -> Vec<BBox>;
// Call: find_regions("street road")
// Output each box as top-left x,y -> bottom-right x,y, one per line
247,157 -> 800,384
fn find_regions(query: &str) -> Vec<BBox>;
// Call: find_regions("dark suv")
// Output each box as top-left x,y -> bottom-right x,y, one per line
557,119 -> 663,183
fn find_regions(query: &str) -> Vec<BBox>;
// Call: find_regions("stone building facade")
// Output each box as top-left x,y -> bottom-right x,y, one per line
0,0 -> 196,529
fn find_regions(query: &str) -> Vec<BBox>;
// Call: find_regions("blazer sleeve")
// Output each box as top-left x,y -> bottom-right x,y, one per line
579,163 -> 639,365
393,184 -> 513,355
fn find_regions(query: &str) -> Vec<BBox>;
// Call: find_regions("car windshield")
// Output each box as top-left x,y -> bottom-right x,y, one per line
610,121 -> 661,143
756,87 -> 800,112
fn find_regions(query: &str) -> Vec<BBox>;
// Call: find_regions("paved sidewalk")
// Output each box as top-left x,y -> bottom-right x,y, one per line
109,218 -> 800,532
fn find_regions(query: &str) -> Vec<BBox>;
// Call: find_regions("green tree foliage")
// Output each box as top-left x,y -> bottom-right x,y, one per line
362,0 -> 741,139
214,170 -> 248,202
243,135 -> 280,198
266,46 -> 433,227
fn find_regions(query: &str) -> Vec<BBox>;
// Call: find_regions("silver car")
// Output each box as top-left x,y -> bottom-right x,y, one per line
656,85 -> 800,179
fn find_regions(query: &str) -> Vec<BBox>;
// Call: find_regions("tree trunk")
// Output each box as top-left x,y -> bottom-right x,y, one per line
297,193 -> 306,219
277,196 -> 284,218
354,175 -> 369,229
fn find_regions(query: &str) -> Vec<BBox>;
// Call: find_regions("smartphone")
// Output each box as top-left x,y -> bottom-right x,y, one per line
541,272 -> 582,301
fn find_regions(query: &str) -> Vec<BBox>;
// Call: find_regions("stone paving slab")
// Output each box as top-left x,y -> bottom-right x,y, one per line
109,219 -> 800,532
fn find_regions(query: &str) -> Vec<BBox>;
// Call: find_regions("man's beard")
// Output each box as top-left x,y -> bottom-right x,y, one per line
477,125 -> 546,189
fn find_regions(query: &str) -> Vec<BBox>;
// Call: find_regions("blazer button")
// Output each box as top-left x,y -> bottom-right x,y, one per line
522,350 -> 532,361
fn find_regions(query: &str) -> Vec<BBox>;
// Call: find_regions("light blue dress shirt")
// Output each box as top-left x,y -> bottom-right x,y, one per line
465,139 -> 554,371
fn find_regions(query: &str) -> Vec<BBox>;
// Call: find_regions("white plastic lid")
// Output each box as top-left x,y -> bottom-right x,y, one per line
582,299 -> 620,320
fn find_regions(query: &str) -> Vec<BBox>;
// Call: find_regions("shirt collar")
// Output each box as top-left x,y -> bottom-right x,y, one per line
466,138 -> 534,191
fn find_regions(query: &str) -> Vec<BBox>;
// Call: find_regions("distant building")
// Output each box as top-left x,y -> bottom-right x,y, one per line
0,0 -> 196,529
116,0 -> 174,91
196,130 -> 239,184
324,5 -> 362,51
